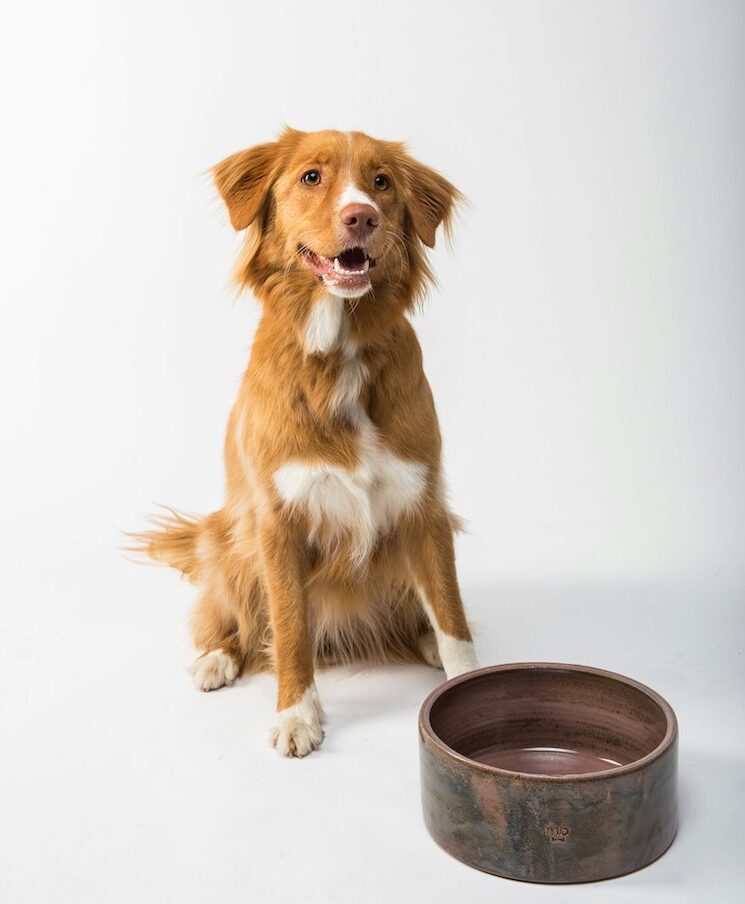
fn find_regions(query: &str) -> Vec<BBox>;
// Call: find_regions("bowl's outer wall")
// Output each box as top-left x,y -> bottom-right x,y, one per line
419,729 -> 678,883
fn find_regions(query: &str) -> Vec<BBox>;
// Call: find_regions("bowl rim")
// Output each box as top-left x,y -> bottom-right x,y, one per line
419,661 -> 678,783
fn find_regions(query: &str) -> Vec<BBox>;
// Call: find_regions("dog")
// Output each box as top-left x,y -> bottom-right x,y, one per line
135,128 -> 478,756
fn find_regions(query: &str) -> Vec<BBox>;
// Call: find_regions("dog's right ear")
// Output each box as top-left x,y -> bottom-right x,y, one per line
213,142 -> 281,231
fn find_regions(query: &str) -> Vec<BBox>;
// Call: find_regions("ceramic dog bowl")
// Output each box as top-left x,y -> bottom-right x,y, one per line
419,662 -> 678,883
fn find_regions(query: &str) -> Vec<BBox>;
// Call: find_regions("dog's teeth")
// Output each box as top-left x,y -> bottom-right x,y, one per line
330,256 -> 369,278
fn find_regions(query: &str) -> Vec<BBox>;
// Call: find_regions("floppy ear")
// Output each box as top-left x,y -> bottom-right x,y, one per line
400,155 -> 462,248
213,142 -> 281,230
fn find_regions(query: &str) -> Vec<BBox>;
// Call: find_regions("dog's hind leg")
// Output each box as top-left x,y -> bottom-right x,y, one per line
190,589 -> 245,691
189,552 -> 268,692
186,512 -> 270,690
416,627 -> 443,669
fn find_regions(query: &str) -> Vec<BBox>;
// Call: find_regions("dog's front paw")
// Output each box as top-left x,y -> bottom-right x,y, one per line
269,685 -> 325,758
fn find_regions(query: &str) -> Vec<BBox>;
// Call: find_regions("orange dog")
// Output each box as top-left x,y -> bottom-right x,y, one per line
137,128 -> 478,756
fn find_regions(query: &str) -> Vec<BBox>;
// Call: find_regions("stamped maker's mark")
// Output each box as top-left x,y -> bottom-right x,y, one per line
545,824 -> 570,843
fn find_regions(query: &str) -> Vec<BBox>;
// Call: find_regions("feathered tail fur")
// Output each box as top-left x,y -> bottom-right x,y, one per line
127,507 -> 206,582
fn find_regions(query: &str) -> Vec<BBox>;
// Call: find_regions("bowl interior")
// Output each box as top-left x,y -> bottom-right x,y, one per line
427,666 -> 670,776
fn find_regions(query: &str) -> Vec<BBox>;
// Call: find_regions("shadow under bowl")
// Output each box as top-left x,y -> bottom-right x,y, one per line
419,662 -> 678,883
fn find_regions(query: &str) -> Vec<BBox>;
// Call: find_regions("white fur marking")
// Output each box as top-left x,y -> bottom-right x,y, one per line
270,685 -> 324,757
329,340 -> 369,423
273,416 -> 427,565
326,282 -> 371,300
191,649 -> 239,692
418,595 -> 479,680
304,295 -> 343,355
337,182 -> 379,214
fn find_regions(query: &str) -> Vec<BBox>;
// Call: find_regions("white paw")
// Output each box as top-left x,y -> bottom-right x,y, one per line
269,685 -> 325,758
439,637 -> 479,681
418,630 -> 443,669
191,649 -> 239,692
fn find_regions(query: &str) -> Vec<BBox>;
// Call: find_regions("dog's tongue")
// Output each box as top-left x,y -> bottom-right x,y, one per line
337,247 -> 367,271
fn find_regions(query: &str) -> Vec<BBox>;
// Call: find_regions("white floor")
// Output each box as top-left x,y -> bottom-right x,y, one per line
1,550 -> 743,904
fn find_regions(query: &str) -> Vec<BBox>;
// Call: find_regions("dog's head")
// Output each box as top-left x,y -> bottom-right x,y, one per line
213,128 -> 461,303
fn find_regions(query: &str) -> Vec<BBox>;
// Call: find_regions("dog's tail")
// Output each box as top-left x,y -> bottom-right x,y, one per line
126,507 -> 209,581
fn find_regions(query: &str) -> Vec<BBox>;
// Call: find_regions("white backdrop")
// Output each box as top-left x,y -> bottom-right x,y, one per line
1,3 -> 743,903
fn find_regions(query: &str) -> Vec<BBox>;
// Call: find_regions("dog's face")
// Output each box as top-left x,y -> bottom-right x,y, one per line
214,129 -> 461,300
273,130 -> 409,299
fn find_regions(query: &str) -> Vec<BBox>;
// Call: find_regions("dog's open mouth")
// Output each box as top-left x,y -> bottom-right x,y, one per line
300,246 -> 376,291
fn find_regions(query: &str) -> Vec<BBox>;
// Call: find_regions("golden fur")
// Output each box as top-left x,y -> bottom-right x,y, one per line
133,128 -> 475,755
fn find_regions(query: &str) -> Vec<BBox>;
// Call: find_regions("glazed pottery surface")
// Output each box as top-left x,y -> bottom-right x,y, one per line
419,662 -> 678,883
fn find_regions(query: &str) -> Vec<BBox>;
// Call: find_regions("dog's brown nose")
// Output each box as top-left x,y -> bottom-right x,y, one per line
340,203 -> 379,240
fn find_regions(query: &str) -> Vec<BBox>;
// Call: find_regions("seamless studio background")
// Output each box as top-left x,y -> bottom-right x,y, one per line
1,2 -> 743,903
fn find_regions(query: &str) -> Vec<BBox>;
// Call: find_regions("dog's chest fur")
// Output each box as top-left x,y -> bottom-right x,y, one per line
272,297 -> 427,564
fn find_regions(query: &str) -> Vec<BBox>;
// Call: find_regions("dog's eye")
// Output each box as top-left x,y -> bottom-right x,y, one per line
301,170 -> 321,186
374,174 -> 389,190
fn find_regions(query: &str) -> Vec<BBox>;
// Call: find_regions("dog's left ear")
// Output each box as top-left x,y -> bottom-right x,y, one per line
400,155 -> 463,248
213,142 -> 282,230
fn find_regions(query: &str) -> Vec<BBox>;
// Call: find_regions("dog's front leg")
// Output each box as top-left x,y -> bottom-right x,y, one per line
260,520 -> 323,757
410,511 -> 479,681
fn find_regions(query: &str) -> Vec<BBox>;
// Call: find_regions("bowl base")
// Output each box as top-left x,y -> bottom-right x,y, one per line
470,745 -> 624,775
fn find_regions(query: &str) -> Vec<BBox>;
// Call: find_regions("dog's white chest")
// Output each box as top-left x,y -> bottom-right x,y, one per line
273,314 -> 427,562
272,419 -> 426,564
